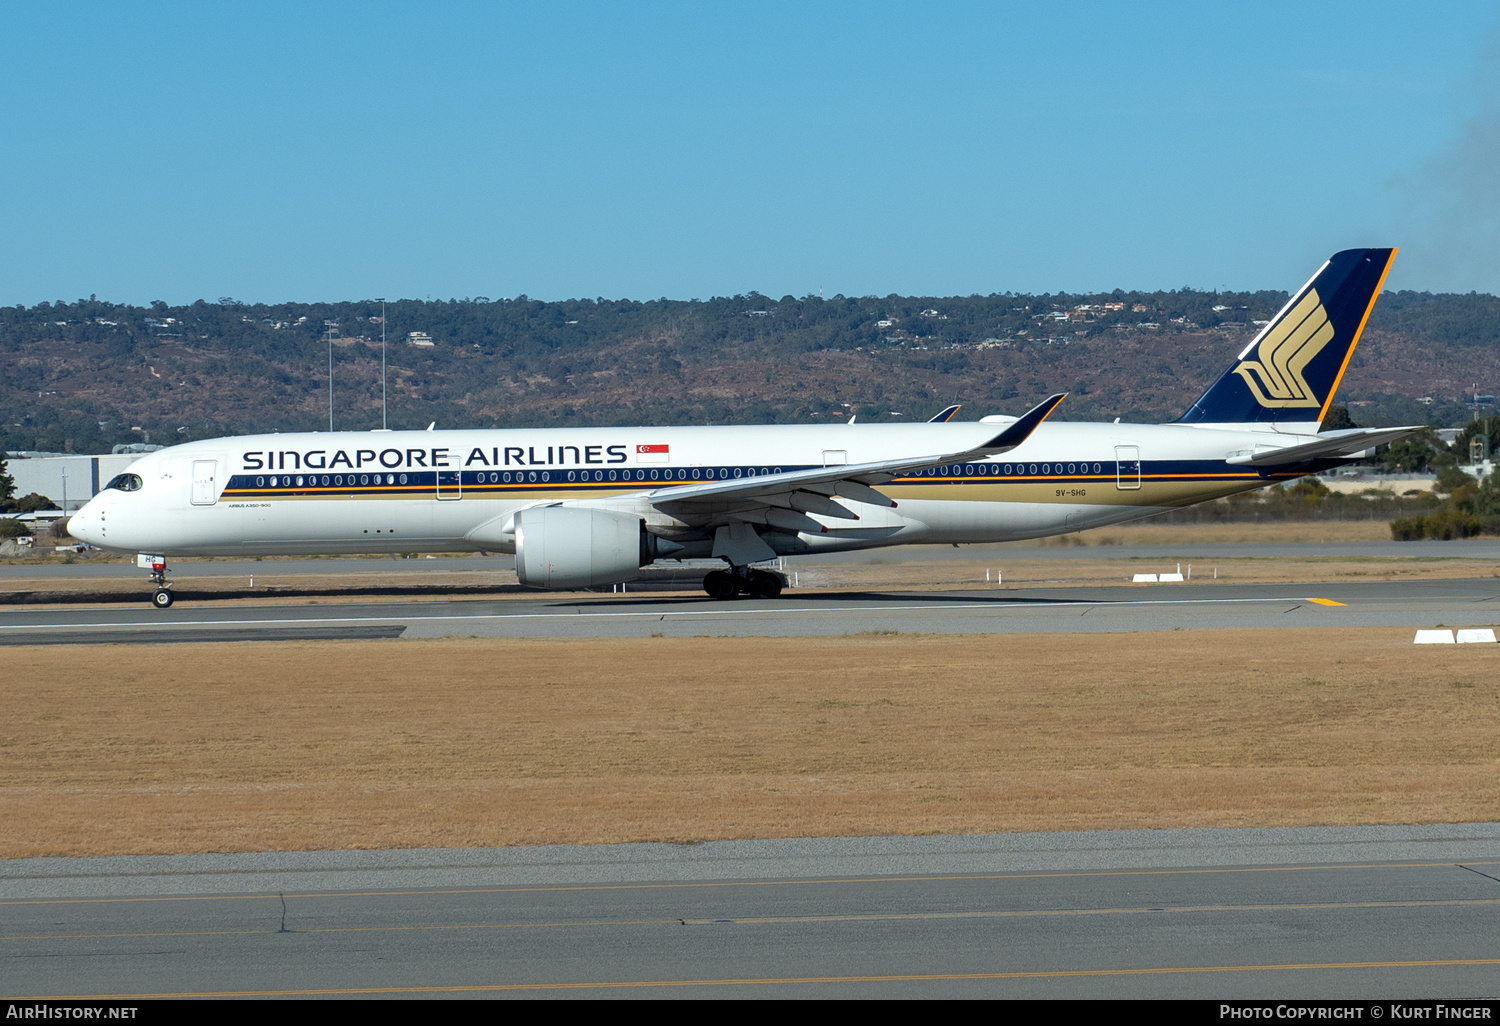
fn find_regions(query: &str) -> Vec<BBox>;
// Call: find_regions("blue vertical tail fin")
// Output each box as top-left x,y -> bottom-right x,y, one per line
1177,248 -> 1396,426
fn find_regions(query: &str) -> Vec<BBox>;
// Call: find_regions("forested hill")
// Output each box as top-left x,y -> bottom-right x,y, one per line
2,288 -> 1497,453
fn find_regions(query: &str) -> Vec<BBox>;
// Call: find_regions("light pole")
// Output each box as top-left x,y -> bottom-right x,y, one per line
377,298 -> 387,430
325,320 -> 338,431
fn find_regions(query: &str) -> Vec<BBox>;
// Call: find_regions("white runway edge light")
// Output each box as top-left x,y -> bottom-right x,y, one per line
1413,628 -> 1498,644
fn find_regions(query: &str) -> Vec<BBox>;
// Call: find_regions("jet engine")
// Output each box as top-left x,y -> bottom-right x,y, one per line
514,506 -> 656,589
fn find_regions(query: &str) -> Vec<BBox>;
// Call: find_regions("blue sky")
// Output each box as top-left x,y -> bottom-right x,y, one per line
3,2 -> 1498,304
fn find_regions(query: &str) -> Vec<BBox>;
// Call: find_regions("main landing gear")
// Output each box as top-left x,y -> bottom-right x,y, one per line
703,567 -> 784,600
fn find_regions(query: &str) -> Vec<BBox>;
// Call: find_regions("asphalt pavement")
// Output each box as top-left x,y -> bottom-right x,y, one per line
2,538 -> 1498,579
1,577 -> 1498,643
5,824 -> 1499,998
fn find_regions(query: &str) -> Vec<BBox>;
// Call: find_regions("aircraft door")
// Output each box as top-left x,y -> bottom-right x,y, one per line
436,469 -> 462,500
1114,446 -> 1141,490
822,450 -> 848,466
190,460 -> 219,505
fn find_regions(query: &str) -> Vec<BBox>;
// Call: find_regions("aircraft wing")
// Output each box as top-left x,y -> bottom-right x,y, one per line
1224,426 -> 1422,468
646,394 -> 1065,527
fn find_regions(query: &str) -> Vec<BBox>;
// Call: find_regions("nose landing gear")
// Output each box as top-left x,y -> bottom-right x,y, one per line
139,554 -> 173,608
703,567 -> 785,600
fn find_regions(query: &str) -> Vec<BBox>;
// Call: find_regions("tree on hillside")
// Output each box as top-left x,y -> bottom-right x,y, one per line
0,452 -> 13,508
1320,405 -> 1359,432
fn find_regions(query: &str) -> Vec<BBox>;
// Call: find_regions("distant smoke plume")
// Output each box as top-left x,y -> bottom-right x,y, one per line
1391,29 -> 1500,294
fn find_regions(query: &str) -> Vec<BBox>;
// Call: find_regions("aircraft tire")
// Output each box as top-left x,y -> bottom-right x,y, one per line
152,588 -> 174,609
751,571 -> 782,599
703,570 -> 738,600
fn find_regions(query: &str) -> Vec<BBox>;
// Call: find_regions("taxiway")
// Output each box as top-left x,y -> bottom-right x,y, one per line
5,824 -> 1499,998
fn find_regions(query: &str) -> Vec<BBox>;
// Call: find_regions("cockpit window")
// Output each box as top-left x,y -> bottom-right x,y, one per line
104,473 -> 143,492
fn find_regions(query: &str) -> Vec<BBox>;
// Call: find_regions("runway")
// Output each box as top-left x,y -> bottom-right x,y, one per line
1,577 -> 1498,643
5,825 -> 1499,998
3,538 -> 1498,579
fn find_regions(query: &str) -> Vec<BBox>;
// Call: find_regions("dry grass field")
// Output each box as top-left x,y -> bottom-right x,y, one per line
2,628 -> 1497,858
793,554 -> 1500,591
1020,520 -> 1397,545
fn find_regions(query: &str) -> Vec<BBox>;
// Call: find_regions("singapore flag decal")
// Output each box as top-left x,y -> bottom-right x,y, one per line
636,443 -> 670,464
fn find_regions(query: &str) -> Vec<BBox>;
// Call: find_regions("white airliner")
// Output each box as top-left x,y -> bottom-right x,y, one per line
69,248 -> 1418,607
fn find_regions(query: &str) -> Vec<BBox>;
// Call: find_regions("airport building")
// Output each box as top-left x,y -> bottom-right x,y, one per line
3,449 -> 152,512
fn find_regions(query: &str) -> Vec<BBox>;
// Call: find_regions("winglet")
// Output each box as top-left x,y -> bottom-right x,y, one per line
928,404 -> 962,423
981,393 -> 1065,452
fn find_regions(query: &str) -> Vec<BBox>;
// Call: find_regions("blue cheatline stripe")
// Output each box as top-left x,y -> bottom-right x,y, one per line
220,457 -> 1348,500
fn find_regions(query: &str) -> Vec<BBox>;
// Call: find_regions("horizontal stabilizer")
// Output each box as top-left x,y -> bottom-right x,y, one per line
1224,426 -> 1421,467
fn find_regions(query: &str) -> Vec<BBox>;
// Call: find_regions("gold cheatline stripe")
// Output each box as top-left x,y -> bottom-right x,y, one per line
8,896 -> 1499,943
20,957 -> 1500,998
5,860 -> 1492,907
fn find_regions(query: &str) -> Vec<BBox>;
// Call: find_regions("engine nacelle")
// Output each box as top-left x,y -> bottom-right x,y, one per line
514,506 -> 652,589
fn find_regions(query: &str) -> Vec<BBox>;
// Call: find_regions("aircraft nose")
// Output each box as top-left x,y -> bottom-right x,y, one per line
67,505 -> 96,544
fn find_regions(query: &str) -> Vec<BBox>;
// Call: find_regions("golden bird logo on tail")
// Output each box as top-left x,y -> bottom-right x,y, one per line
1232,289 -> 1335,408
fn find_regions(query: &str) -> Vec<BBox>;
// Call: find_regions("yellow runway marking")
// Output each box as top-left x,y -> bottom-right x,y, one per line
21,957 -> 1500,998
1307,597 -> 1346,606
7,896 -> 1499,943
5,859 -> 1492,907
